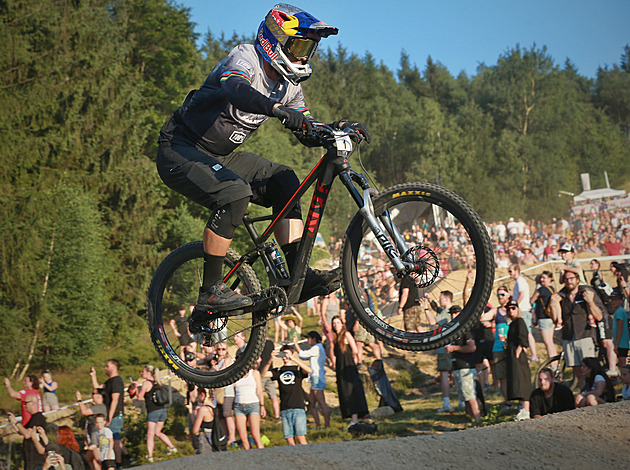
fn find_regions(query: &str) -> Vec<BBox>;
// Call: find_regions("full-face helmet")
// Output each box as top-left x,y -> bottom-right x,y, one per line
255,3 -> 338,85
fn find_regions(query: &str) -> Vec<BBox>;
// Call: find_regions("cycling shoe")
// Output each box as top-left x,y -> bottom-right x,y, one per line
195,282 -> 253,312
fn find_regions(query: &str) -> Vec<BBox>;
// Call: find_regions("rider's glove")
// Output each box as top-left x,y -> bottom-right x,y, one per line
273,105 -> 313,133
334,120 -> 371,143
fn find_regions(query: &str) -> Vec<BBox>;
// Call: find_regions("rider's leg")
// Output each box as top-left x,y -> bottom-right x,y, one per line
197,197 -> 253,311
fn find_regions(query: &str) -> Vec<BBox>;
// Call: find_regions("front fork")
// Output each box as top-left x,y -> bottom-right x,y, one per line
339,171 -> 413,275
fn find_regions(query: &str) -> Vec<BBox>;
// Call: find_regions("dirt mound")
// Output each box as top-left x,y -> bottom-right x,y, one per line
143,400 -> 630,469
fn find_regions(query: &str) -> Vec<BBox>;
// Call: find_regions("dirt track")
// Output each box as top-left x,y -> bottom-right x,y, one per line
142,400 -> 629,470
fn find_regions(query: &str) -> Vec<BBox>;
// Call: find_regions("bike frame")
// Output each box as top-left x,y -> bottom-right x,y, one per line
223,131 -> 413,306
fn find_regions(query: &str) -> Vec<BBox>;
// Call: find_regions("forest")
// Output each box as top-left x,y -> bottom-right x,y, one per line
1,0 -> 629,373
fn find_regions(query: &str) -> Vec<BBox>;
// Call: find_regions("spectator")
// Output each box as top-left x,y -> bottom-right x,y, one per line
575,357 -> 616,407
330,315 -> 368,427
444,306 -> 481,423
32,425 -> 86,470
529,270 -> 557,364
93,413 -> 116,470
191,389 -> 215,454
505,300 -> 532,421
260,345 -> 311,445
549,269 -> 605,390
488,286 -> 511,408
76,388 -> 108,459
214,342 -> 236,446
295,330 -> 331,429
611,289 -> 629,371
39,370 -> 59,412
132,365 -> 177,462
6,395 -> 46,470
3,376 -> 43,425
169,306 -> 197,359
90,359 -> 124,469
509,264 -> 538,362
529,368 -> 575,418
425,291 -> 457,412
620,364 -> 630,400
558,243 -> 587,284
233,366 -> 265,449
277,308 -> 303,343
520,246 -> 537,265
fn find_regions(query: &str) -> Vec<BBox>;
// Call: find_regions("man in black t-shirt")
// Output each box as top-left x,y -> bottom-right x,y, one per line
91,358 -> 125,468
445,306 -> 480,422
7,395 -> 46,470
530,368 -> 575,418
260,344 -> 311,445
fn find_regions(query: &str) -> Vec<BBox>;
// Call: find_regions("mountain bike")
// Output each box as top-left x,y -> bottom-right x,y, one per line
147,123 -> 495,388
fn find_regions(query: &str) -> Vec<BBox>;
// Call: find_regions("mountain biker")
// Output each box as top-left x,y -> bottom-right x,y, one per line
156,4 -> 370,314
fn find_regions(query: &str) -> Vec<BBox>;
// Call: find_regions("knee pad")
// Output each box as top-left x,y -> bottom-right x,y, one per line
206,197 -> 250,238
268,167 -> 302,219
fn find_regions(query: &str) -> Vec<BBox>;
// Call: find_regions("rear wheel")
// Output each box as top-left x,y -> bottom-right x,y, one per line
341,182 -> 494,351
147,241 -> 267,388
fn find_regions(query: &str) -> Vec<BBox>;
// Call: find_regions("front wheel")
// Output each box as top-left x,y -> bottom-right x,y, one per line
341,182 -> 494,351
147,241 -> 268,388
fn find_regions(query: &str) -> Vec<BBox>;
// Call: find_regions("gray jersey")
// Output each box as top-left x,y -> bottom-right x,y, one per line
162,44 -> 310,156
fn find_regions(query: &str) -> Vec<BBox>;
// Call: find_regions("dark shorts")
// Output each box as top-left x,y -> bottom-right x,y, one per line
157,139 -> 301,216
475,340 -> 494,363
618,347 -> 628,358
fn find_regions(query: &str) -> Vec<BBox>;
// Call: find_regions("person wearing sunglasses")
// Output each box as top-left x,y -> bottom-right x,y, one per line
479,286 -> 512,408
504,300 -> 532,421
549,268 -> 605,390
156,4 -> 370,315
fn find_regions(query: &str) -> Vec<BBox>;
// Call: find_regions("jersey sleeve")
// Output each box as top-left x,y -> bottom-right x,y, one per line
219,54 -> 277,116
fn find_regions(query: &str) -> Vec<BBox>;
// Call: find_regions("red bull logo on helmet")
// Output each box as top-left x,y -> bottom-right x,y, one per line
257,29 -> 279,61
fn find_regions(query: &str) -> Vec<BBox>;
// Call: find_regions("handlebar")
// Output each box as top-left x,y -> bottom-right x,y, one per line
297,121 -> 365,149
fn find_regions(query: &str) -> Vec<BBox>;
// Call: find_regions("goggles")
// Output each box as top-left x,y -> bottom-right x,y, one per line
283,37 -> 318,61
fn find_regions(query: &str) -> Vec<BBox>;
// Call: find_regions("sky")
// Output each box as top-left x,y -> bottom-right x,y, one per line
177,0 -> 629,79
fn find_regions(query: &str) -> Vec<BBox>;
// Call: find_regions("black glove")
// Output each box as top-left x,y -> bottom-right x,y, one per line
337,120 -> 371,143
272,105 -> 313,133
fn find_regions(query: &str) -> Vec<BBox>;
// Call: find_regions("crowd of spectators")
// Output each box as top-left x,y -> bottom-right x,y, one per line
4,198 -> 630,466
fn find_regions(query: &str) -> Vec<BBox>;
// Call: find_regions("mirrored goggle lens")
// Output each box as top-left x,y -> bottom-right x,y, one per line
284,37 -> 317,59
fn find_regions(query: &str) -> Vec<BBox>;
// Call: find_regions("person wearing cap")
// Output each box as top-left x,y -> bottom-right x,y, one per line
611,288 -> 630,372
425,291 -> 459,412
504,299 -> 532,421
549,269 -> 605,390
558,243 -> 587,285
294,330 -> 330,428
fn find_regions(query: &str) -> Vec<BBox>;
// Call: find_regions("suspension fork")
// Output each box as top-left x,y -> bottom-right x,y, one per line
339,171 -> 411,273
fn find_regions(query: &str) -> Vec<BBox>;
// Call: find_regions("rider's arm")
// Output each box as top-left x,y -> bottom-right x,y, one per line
221,74 -> 277,116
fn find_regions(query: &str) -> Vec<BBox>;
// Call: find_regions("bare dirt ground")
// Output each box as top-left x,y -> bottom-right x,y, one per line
142,400 -> 629,470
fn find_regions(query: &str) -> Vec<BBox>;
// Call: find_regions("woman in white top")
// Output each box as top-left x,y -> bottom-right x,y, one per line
233,365 -> 265,449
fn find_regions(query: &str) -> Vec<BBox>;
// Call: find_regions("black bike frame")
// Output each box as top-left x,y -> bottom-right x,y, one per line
222,144 -> 367,305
